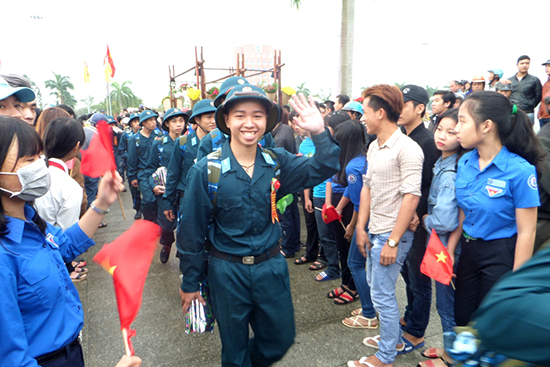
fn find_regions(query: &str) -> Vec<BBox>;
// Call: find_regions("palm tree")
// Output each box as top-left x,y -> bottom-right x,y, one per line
44,73 -> 76,108
110,81 -> 138,114
291,0 -> 354,97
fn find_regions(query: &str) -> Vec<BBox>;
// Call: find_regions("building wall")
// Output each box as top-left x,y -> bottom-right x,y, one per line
234,45 -> 275,85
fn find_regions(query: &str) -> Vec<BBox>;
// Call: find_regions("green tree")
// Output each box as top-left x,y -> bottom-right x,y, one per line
295,82 -> 311,98
44,72 -> 77,108
110,81 -> 140,115
22,74 -> 43,109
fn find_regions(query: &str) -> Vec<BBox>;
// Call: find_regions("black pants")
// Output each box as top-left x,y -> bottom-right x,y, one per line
329,192 -> 355,290
455,234 -> 516,326
37,343 -> 84,367
301,190 -> 319,261
130,184 -> 141,211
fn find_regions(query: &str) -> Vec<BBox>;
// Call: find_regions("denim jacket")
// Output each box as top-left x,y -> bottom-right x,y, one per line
424,154 -> 458,247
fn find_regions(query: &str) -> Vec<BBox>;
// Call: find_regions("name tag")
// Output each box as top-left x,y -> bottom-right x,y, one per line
487,178 -> 506,188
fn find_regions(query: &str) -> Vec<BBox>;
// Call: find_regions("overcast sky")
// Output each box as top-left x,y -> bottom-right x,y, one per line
1,0 -> 548,110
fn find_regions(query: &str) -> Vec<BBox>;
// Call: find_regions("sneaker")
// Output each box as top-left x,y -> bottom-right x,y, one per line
134,210 -> 142,220
160,246 -> 170,263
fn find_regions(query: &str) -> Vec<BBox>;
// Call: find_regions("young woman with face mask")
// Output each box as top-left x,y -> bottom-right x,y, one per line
0,116 -> 140,367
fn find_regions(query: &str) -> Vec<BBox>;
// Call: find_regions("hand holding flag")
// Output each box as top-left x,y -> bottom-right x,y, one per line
420,229 -> 454,286
93,220 -> 161,356
321,203 -> 345,230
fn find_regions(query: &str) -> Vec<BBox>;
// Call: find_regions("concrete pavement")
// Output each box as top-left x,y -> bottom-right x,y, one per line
78,186 -> 443,367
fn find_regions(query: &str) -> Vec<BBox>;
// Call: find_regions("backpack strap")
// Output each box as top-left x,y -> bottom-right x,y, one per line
206,149 -> 223,209
178,135 -> 189,153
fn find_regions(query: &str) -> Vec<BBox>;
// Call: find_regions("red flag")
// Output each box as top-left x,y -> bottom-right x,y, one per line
93,220 -> 161,355
322,203 -> 341,224
420,229 -> 454,285
104,45 -> 116,78
81,120 -> 117,177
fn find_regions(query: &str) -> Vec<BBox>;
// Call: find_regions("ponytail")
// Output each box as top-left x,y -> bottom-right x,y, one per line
463,91 -> 546,174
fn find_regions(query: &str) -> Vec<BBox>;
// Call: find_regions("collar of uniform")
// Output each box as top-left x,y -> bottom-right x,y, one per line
48,157 -> 68,173
4,204 -> 38,244
467,146 -> 509,172
379,127 -> 403,148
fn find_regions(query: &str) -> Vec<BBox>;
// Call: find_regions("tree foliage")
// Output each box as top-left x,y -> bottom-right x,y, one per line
44,72 -> 77,108
110,81 -> 141,115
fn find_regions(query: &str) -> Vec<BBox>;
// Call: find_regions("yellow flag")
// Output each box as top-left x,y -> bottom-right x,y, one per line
84,61 -> 90,84
104,63 -> 112,83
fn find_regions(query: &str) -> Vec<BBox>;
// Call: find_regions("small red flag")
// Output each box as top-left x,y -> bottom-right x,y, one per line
93,220 -> 161,355
420,229 -> 454,285
81,120 -> 117,177
322,203 -> 341,224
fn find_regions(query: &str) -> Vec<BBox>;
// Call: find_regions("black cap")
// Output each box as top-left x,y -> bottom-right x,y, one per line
401,85 -> 429,105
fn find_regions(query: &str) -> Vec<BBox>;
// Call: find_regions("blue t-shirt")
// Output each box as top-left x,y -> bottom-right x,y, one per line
342,155 -> 367,212
299,136 -> 327,198
456,147 -> 540,240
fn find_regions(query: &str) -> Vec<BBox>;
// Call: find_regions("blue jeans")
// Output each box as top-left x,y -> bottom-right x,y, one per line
435,243 -> 461,333
527,112 -> 535,124
367,230 -> 414,364
347,227 -> 376,318
313,197 -> 340,277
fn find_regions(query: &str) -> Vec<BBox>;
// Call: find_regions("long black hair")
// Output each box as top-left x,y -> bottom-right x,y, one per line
0,116 -> 47,236
333,120 -> 368,186
43,117 -> 85,160
462,91 -> 546,173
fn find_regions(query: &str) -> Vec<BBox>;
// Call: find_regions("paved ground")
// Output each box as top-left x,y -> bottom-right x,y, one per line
78,185 -> 443,366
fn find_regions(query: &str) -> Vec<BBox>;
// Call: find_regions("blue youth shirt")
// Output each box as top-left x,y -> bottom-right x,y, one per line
343,155 -> 367,212
456,147 -> 540,240
299,136 -> 327,198
0,205 -> 95,366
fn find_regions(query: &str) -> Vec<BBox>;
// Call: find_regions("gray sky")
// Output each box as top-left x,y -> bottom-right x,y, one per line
1,0 -> 548,110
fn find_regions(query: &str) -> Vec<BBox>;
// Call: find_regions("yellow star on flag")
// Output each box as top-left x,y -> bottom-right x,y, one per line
109,265 -> 117,275
435,251 -> 447,263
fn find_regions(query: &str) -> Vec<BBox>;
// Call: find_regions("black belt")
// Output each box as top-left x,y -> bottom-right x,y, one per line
210,245 -> 281,265
35,337 -> 80,365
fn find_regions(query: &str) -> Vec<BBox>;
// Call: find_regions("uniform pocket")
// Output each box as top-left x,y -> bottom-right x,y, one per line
215,195 -> 243,229
21,251 -> 61,309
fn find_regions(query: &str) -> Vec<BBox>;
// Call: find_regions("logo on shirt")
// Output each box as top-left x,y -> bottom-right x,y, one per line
487,178 -> 506,188
485,186 -> 503,197
45,233 -> 59,248
528,174 -> 538,190
347,173 -> 357,184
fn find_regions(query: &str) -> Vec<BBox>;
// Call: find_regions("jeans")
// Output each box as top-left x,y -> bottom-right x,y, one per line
279,194 -> 301,256
83,175 -> 99,208
313,197 -> 340,277
539,117 -> 550,128
301,191 -> 319,261
367,230 -> 414,364
401,228 -> 432,338
347,227 -> 376,318
435,243 -> 460,333
527,112 -> 534,124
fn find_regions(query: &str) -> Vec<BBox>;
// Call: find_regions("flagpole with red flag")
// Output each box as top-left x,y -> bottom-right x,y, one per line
93,220 -> 161,356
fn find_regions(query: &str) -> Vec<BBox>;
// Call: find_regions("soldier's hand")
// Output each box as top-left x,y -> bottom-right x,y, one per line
164,210 -> 175,222
179,289 -> 205,314
131,179 -> 138,188
289,93 -> 325,135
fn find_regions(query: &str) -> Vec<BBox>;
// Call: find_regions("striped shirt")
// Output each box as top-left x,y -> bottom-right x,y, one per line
363,128 -> 423,234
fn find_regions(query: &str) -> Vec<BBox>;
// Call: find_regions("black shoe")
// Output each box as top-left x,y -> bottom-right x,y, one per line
160,246 -> 170,263
134,210 -> 142,220
122,187 -> 128,192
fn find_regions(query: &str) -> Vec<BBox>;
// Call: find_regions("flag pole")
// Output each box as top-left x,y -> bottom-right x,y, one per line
117,193 -> 127,220
122,328 -> 131,356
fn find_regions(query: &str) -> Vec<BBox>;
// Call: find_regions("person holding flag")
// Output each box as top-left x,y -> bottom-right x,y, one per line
417,108 -> 465,366
178,86 -> 340,367
0,116 -> 141,367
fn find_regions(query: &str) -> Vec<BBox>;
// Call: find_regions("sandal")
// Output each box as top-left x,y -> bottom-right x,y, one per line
74,267 -> 89,275
280,250 -> 295,258
398,337 -> 425,355
347,357 -> 376,367
342,315 -> 378,329
308,261 -> 327,271
71,272 -> 88,282
315,271 -> 341,282
363,335 -> 405,352
418,357 -> 453,367
422,348 -> 444,359
334,289 -> 359,305
98,222 -> 107,228
327,285 -> 347,299
351,308 -> 362,316
294,255 -> 315,265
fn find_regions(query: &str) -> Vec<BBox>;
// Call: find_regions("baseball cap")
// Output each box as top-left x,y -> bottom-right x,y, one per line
542,59 -> 550,66
215,85 -> 279,135
401,85 -> 429,105
0,77 -> 35,103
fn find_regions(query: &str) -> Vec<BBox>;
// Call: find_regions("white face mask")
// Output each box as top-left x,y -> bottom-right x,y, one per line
0,158 -> 51,201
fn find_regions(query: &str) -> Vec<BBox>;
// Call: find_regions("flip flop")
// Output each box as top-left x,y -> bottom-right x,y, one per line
362,335 -> 405,352
72,260 -> 87,268
422,347 -> 444,359
315,271 -> 341,282
74,267 -> 89,275
98,222 -> 107,228
342,315 -> 378,329
398,337 -> 425,354
417,357 -> 453,367
347,357 -> 376,367
71,272 -> 88,283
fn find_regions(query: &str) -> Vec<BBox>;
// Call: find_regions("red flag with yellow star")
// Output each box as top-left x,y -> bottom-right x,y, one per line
420,229 -> 453,285
93,220 -> 161,355
322,203 -> 341,224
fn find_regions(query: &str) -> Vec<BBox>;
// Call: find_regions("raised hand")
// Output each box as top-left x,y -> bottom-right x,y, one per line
289,93 -> 325,135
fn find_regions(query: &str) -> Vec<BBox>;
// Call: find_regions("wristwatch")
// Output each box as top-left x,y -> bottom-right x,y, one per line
90,201 -> 110,215
386,239 -> 398,248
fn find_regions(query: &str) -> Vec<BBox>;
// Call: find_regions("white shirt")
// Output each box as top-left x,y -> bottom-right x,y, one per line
35,158 -> 83,230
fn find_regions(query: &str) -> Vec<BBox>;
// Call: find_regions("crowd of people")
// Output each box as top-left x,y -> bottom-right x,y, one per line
0,53 -> 549,367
